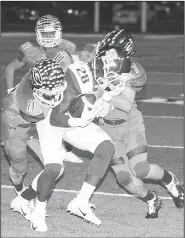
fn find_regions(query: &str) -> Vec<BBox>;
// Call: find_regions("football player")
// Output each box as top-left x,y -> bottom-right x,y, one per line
5,14 -> 76,93
11,29 -> 183,230
89,29 -> 185,211
2,14 -> 81,197
52,29 -> 184,220
14,29 -> 161,228
9,58 -> 115,231
2,58 -> 69,230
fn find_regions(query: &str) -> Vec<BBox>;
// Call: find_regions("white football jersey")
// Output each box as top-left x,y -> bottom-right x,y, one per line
67,61 -> 94,94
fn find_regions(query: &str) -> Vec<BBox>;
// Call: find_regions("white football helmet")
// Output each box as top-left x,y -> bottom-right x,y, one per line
35,15 -> 63,48
30,59 -> 67,108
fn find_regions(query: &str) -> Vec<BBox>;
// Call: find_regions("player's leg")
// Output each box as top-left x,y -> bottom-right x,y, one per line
64,123 -> 115,226
99,121 -> 162,218
29,113 -> 66,232
127,129 -> 184,209
113,138 -> 162,218
110,146 -> 148,199
11,111 -> 66,231
1,108 -> 38,221
1,109 -> 30,195
12,124 -> 80,226
62,140 -> 83,163
27,131 -> 83,163
10,137 -> 64,227
63,140 -> 73,152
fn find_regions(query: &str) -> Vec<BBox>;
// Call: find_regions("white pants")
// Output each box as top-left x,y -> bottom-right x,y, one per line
36,109 -> 111,165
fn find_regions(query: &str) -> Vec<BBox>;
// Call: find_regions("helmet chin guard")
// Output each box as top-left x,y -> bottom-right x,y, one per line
33,82 -> 67,108
96,71 -> 129,93
36,28 -> 62,48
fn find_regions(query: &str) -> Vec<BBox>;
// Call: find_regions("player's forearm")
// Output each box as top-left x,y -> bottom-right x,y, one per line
5,59 -> 25,90
109,96 -> 133,113
50,110 -> 90,128
5,67 -> 16,90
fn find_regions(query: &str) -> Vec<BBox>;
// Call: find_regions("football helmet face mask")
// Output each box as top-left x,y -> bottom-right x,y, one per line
93,46 -> 131,92
30,59 -> 67,108
35,15 -> 63,48
99,29 -> 134,56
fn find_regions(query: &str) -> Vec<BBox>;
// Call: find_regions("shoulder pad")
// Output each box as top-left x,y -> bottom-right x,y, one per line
46,48 -> 73,72
126,60 -> 147,92
18,41 -> 45,66
18,41 -> 41,54
19,41 -> 34,52
18,41 -> 34,61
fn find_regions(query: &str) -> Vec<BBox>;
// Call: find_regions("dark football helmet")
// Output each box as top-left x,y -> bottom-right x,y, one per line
93,46 -> 131,92
98,29 -> 134,56
30,59 -> 67,107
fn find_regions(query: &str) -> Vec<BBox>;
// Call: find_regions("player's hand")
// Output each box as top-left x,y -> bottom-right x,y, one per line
93,85 -> 124,102
92,86 -> 105,99
68,117 -> 92,128
7,87 -> 15,94
94,99 -> 113,118
102,87 -> 124,101
82,98 -> 105,120
7,84 -> 20,95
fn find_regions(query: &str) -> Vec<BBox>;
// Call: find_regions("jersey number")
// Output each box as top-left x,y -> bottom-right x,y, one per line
53,52 -> 65,64
76,67 -> 89,84
27,99 -> 35,112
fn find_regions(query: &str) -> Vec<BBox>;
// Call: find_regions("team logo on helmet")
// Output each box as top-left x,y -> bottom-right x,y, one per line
30,67 -> 42,88
124,39 -> 133,55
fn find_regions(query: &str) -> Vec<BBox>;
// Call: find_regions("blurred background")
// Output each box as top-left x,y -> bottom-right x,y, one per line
1,1 -> 184,33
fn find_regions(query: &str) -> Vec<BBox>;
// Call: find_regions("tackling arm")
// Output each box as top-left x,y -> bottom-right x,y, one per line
106,86 -> 136,113
5,58 -> 25,92
101,60 -> 147,112
5,41 -> 40,93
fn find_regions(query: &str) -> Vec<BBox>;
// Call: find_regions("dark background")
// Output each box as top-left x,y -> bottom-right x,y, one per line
1,1 -> 184,33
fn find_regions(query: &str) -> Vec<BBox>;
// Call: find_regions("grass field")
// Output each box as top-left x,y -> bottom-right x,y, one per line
1,33 -> 184,237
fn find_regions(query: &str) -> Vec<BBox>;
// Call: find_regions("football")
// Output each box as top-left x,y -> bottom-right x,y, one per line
68,94 -> 96,118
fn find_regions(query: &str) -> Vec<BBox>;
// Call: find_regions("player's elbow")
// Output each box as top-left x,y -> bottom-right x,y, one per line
5,61 -> 20,77
5,63 -> 15,76
6,59 -> 24,75
122,102 -> 133,113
